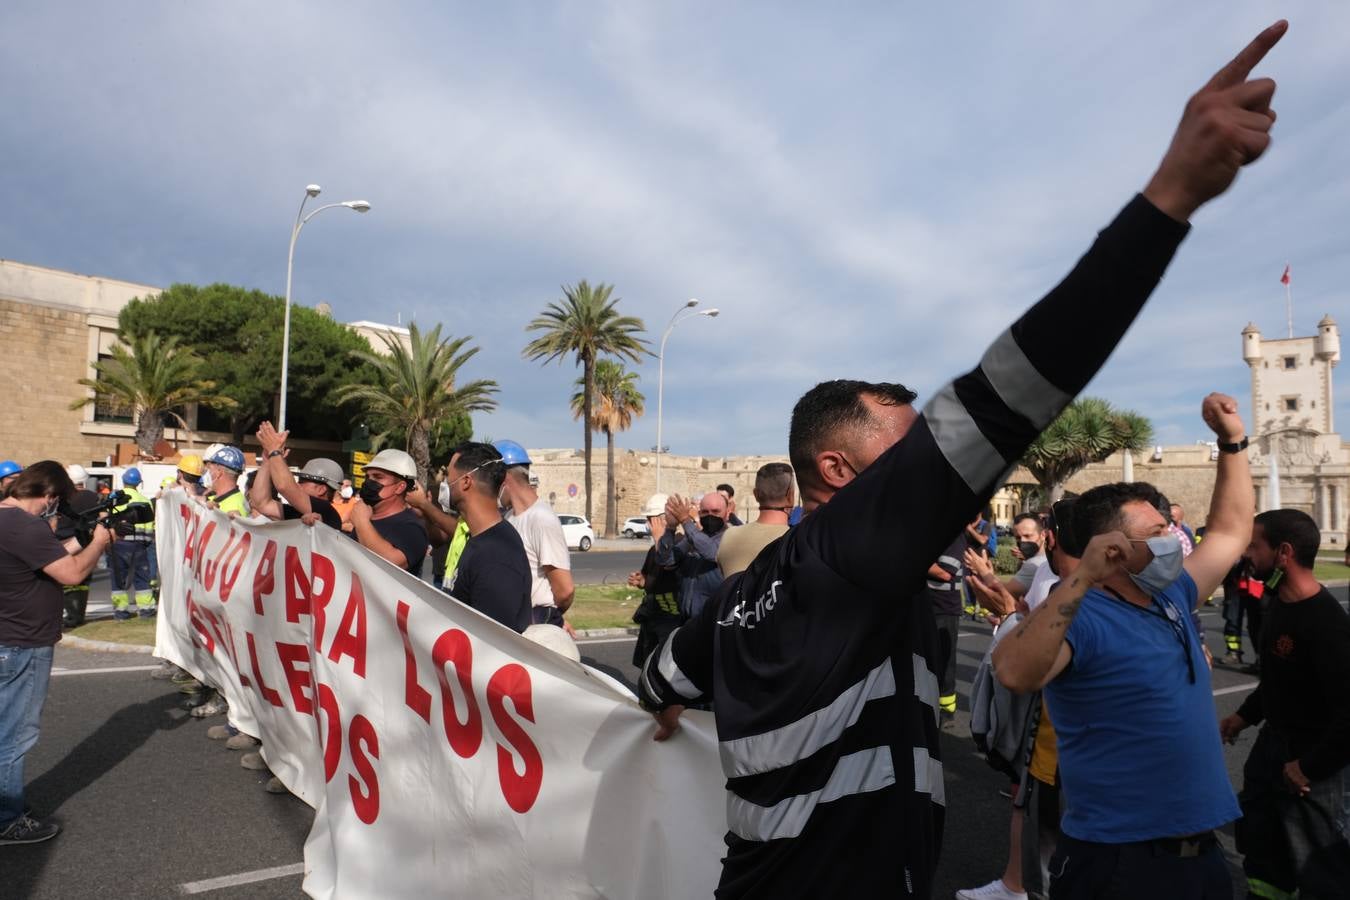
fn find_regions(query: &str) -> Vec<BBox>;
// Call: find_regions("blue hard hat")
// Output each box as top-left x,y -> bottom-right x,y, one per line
0,460 -> 20,479
122,467 -> 143,487
207,445 -> 245,472
492,440 -> 531,467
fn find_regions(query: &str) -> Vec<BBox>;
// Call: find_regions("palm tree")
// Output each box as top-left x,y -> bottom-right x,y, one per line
1020,397 -> 1154,502
523,281 -> 648,521
70,331 -> 236,455
337,322 -> 499,485
571,360 -> 645,537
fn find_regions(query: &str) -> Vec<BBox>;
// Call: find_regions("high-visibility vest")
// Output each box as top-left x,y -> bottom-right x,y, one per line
114,486 -> 155,537
444,520 -> 471,582
208,487 -> 248,517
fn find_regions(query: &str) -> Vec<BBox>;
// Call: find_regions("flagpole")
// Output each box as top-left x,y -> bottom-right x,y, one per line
1285,278 -> 1293,338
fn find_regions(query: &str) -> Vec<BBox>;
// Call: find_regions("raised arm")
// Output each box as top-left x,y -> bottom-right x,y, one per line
807,22 -> 1285,593
1183,394 -> 1253,598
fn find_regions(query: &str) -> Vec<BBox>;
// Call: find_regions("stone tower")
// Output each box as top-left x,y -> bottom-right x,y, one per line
1242,314 -> 1339,435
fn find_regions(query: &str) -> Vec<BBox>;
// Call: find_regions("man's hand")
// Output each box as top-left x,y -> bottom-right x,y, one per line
1201,392 -> 1246,443
963,547 -> 994,580
626,571 -> 645,588
349,497 -> 372,528
256,421 -> 289,457
664,494 -> 685,527
1143,20 -> 1286,222
405,484 -> 433,512
653,705 -> 685,742
1283,759 -> 1312,797
1218,713 -> 1247,744
1076,531 -> 1132,585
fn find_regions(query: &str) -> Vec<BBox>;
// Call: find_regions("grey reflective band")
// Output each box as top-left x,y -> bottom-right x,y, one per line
979,329 -> 1072,429
912,747 -> 946,807
726,746 -> 896,842
912,653 -> 939,717
924,384 -> 1006,493
719,659 -> 896,778
657,632 -> 702,700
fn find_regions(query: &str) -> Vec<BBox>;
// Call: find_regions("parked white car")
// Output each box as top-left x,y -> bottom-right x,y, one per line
558,514 -> 595,552
621,517 -> 651,538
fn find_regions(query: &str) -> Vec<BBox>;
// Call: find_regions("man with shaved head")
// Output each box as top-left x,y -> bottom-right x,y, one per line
636,21 -> 1288,898
657,490 -> 731,621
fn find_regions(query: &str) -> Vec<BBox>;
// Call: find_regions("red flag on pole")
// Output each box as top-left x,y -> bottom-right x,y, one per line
1280,264 -> 1291,285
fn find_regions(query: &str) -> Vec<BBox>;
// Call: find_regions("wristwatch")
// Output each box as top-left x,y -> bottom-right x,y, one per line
267,449 -> 285,459
1217,436 -> 1249,454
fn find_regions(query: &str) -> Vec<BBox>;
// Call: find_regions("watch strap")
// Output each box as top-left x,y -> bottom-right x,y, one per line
1217,436 -> 1249,454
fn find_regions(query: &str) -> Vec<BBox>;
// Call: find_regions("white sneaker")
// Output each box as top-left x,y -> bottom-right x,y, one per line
955,879 -> 1027,900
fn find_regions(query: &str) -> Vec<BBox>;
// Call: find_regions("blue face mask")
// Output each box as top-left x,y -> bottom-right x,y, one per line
1128,534 -> 1185,596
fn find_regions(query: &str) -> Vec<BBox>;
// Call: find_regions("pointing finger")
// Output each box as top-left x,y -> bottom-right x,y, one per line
1205,20 -> 1288,92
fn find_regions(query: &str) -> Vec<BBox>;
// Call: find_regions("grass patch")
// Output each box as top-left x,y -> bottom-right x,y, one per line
568,583 -> 642,631
1313,560 -> 1349,583
68,616 -> 157,646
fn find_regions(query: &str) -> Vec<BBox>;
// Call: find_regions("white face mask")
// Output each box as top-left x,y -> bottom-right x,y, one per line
340,485 -> 354,500
438,482 -> 451,511
199,471 -> 213,492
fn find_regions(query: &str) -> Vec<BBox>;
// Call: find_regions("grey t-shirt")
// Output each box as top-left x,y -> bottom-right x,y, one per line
1012,552 -> 1048,591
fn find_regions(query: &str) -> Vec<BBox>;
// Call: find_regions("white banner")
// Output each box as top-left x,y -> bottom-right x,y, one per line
153,491 -> 725,898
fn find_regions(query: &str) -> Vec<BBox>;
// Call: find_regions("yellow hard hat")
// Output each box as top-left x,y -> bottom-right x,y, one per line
178,454 -> 205,476
161,475 -> 177,488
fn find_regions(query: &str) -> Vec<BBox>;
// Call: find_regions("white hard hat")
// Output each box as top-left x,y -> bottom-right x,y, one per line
66,464 -> 89,484
523,624 -> 581,662
641,493 -> 668,517
365,448 -> 418,480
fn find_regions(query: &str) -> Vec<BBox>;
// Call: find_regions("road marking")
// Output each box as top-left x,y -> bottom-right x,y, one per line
51,665 -> 160,677
1212,682 -> 1258,697
178,862 -> 305,894
576,636 -> 636,646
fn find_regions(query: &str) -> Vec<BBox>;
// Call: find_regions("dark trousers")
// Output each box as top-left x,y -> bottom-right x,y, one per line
934,612 -> 959,711
1022,775 -> 1063,900
1048,833 -> 1231,900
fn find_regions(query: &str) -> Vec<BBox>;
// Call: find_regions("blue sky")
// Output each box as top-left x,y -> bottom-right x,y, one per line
3,3 -> 1347,455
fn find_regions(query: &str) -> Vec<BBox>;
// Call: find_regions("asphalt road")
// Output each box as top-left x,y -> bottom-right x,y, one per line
17,586 -> 1349,899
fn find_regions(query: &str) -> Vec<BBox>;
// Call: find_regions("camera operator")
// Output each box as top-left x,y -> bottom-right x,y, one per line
53,465 -> 102,628
0,460 -> 115,845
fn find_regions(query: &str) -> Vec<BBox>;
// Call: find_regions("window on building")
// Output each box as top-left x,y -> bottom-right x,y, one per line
92,353 -> 134,424
1284,356 -> 1297,369
1285,397 -> 1299,412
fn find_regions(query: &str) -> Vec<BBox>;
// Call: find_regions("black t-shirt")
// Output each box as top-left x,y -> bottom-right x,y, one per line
1236,586 -> 1350,781
447,520 -> 531,633
282,495 -> 344,532
924,535 -> 966,616
0,507 -> 70,646
367,508 -> 429,576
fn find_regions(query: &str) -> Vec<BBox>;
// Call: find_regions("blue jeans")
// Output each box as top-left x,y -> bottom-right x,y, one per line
0,644 -> 54,827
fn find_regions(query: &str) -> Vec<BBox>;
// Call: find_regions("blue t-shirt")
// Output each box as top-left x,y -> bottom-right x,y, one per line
1044,569 -> 1239,842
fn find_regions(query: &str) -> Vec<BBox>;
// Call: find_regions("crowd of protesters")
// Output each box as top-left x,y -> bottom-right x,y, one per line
6,17 -> 1350,900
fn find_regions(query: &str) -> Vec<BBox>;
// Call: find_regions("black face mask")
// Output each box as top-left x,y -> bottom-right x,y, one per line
358,480 -> 386,507
700,515 -> 726,536
1018,540 -> 1041,560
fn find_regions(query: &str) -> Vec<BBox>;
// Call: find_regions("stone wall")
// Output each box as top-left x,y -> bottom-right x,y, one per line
0,298 -> 120,466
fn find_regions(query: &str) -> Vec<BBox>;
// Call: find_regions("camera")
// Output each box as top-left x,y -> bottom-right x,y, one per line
61,490 -> 154,546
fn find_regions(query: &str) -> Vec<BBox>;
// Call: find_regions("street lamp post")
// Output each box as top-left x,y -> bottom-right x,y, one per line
278,184 -> 371,431
655,299 -> 719,492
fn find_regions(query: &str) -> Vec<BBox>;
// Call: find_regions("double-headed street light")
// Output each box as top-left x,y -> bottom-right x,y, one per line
278,184 -> 371,431
655,299 -> 720,492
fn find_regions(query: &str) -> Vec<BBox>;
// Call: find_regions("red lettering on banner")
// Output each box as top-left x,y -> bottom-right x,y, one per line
247,632 -> 284,708
186,592 -> 214,653
309,556 -> 338,648
487,664 -> 543,814
252,539 -> 278,615
203,529 -> 237,592
326,576 -> 367,678
431,628 -> 482,758
316,683 -> 342,783
396,601 -> 431,723
285,550 -> 337,633
276,642 -> 315,715
192,521 -> 217,582
347,715 -> 381,825
217,531 -> 251,602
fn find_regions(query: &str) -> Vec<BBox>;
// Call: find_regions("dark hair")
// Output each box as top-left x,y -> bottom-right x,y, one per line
450,442 -> 505,494
7,460 -> 75,501
1048,498 -> 1084,558
753,462 -> 795,505
1254,509 -> 1320,570
1013,512 -> 1042,533
788,380 -> 918,484
1071,481 -> 1164,550
716,483 -> 735,497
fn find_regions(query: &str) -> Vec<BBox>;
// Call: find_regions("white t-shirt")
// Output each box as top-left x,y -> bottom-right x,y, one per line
1024,558 -> 1060,611
504,499 -> 571,609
